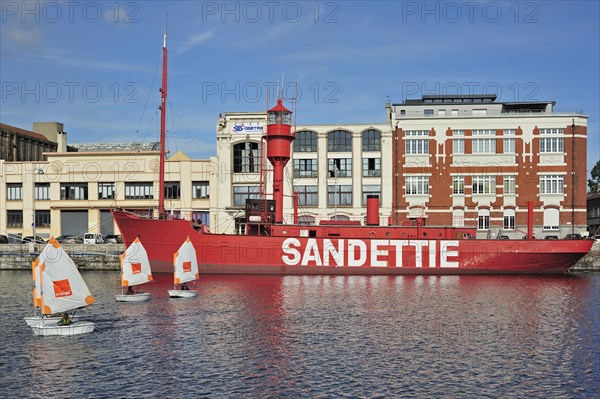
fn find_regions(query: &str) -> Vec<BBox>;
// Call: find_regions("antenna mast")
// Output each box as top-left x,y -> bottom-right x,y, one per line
158,27 -> 168,218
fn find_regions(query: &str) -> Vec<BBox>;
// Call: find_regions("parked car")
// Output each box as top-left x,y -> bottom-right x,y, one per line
21,236 -> 46,244
104,234 -> 123,244
544,235 -> 559,240
83,233 -> 104,244
564,233 -> 583,240
0,235 -> 8,244
57,235 -> 83,244
594,234 -> 600,244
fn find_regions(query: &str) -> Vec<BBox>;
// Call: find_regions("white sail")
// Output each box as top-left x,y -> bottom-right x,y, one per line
120,237 -> 153,287
40,238 -> 95,315
32,251 -> 46,308
174,237 -> 199,285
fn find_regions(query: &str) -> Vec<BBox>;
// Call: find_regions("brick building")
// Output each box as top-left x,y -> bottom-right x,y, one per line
390,94 -> 588,239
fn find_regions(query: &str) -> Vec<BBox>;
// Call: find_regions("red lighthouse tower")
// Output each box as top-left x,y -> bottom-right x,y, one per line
266,99 -> 294,224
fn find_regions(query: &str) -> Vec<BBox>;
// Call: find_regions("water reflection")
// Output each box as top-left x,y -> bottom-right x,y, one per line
0,271 -> 598,398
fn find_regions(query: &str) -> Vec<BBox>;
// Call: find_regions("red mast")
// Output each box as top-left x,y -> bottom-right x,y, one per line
158,29 -> 168,218
265,99 -> 294,224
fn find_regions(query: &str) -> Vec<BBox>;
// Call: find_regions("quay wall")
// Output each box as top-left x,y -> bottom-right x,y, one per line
0,243 -> 599,272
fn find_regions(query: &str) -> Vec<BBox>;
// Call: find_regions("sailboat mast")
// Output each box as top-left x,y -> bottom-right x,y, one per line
158,29 -> 168,218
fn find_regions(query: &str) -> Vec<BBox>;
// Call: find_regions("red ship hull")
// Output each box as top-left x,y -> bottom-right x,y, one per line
112,210 -> 592,275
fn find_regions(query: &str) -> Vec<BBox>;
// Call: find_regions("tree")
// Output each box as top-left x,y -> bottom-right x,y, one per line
588,160 -> 600,193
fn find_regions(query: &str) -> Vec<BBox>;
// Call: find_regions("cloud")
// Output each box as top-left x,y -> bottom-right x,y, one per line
37,53 -> 151,72
0,23 -> 44,55
177,31 -> 215,55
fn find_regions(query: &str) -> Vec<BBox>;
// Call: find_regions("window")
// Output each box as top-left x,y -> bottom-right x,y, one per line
438,109 -> 446,116
60,183 -> 88,200
294,130 -> 317,152
327,185 -> 352,206
400,110 -> 406,116
473,109 -> 487,116
405,176 -> 429,195
478,210 -> 490,230
98,183 -> 115,200
192,181 -> 209,199
472,138 -> 495,154
452,209 -> 464,227
35,210 -> 51,228
424,109 -> 434,116
543,208 -> 560,230
327,130 -> 352,152
328,158 -> 352,177
503,210 -> 515,230
35,183 -> 50,200
504,129 -> 516,135
540,175 -> 564,194
164,182 -> 181,199
504,176 -> 515,194
7,183 -> 22,200
453,139 -> 464,154
473,176 -> 495,195
235,217 -> 247,235
451,109 -> 459,116
298,215 -> 316,225
294,159 -> 318,178
540,137 -> 564,153
7,210 -> 23,227
233,185 -> 260,206
233,142 -> 260,173
362,129 -> 381,151
363,158 -> 381,177
472,129 -> 495,135
294,185 -> 317,206
540,128 -> 564,135
453,176 -> 464,194
191,210 -> 209,226
504,138 -> 515,153
405,131 -> 430,155
125,182 -> 153,199
362,185 -> 381,206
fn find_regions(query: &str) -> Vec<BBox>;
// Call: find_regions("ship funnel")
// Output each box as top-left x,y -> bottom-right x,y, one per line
366,195 -> 380,226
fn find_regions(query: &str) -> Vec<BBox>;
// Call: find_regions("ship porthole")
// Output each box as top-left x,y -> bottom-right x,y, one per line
283,230 -> 287,235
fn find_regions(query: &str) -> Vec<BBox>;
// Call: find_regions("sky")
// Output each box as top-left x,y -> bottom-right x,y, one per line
1,0 -> 599,173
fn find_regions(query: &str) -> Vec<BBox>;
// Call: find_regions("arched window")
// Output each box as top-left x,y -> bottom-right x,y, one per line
543,208 -> 560,230
327,130 -> 352,152
298,215 -> 316,225
233,142 -> 259,173
293,131 -> 317,152
362,129 -> 381,151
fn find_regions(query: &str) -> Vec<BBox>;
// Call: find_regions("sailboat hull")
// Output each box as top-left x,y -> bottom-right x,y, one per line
115,293 -> 151,302
24,315 -> 78,327
168,290 -> 197,298
30,321 -> 95,336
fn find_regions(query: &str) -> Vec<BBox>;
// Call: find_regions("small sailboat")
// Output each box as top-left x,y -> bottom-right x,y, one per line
168,237 -> 199,298
27,238 -> 95,336
115,237 -> 153,302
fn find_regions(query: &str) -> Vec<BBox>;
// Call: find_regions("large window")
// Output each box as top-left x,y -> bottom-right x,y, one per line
327,130 -> 352,152
452,176 -> 464,194
453,138 -> 464,154
363,158 -> 381,177
473,176 -> 495,195
405,130 -> 429,155
540,175 -> 564,194
164,182 -> 181,199
362,129 -> 381,151
504,176 -> 515,194
294,159 -> 318,178
294,185 -> 318,206
7,183 -> 22,200
35,210 -> 51,228
472,138 -> 495,154
327,185 -> 352,206
191,210 -> 209,226
362,185 -> 381,206
540,138 -> 564,153
7,210 -> 23,227
60,183 -> 88,200
233,185 -> 260,206
192,181 -> 209,199
405,176 -> 429,195
503,210 -> 515,230
125,182 -> 153,199
478,211 -> 490,230
543,208 -> 560,230
35,183 -> 50,200
233,142 -> 259,173
294,130 -> 317,152
328,158 -> 352,178
98,183 -> 115,200
452,209 -> 464,227
504,138 -> 515,153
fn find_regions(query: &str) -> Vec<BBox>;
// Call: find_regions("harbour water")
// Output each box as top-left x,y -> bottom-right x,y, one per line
1,271 -> 598,398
